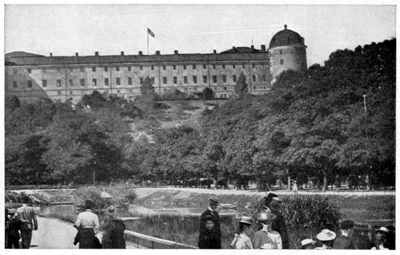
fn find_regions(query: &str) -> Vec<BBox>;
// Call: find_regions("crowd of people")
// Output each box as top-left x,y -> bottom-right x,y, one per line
198,193 -> 396,250
5,193 -> 396,250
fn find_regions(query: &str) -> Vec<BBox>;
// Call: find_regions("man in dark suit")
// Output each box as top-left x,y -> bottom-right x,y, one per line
263,193 -> 289,249
198,197 -> 221,249
333,220 -> 356,249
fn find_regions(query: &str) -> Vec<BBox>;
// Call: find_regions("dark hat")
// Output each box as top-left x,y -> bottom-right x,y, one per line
209,197 -> 219,204
21,195 -> 32,204
84,199 -> 95,210
264,193 -> 281,206
340,220 -> 355,230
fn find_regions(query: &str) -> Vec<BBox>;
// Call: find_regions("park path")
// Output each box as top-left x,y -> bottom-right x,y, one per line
31,217 -> 140,249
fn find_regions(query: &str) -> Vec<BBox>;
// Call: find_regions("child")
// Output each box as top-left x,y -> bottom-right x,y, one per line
198,216 -> 220,249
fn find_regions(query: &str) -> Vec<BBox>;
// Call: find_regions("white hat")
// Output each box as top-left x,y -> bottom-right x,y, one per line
301,238 -> 316,247
377,226 -> 389,233
239,216 -> 252,225
316,229 -> 336,241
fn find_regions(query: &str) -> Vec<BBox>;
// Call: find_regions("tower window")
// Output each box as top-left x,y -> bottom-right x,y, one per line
280,59 -> 284,65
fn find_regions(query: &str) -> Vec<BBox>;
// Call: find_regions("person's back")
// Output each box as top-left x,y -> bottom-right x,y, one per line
17,202 -> 37,249
76,211 -> 99,229
333,235 -> 355,249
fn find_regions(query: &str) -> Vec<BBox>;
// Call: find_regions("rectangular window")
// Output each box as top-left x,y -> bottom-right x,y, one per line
13,81 -> 17,88
183,76 -> 188,84
80,67 -> 85,72
233,64 -> 236,69
116,77 -> 121,85
69,79 -> 73,86
128,77 -> 132,85
193,76 -> 197,84
212,64 -> 216,69
280,49 -> 283,55
173,65 -> 176,70
163,65 -> 166,70
212,75 -> 217,83
280,59 -> 284,65
80,79 -> 85,86
233,75 -> 237,82
173,76 -> 177,84
183,65 -> 187,70
151,65 -> 154,70
222,64 -> 225,69
140,77 -> 143,84
263,75 -> 266,81
203,64 -> 207,69
42,80 -> 47,87
27,68 -> 31,73
92,78 -> 97,86
192,64 -> 196,69
140,66 -> 143,70
27,80 -> 32,88
128,66 -> 132,71
203,75 -> 207,83
104,67 -> 108,72
57,79 -> 62,87
104,78 -> 109,86
163,77 -> 167,84
252,63 -> 256,68
242,64 -> 245,68
92,67 -> 96,72
222,75 -> 227,83
252,75 -> 256,82
116,66 -> 120,71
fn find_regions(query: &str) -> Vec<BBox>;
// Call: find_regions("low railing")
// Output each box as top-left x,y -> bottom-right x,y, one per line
124,230 -> 197,249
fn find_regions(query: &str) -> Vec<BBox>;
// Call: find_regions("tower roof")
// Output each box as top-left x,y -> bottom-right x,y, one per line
269,25 -> 305,48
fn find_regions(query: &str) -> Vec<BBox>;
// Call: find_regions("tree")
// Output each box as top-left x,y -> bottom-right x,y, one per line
140,76 -> 156,98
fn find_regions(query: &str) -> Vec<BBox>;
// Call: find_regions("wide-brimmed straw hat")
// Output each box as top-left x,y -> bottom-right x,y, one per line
316,229 -> 336,241
376,226 -> 389,233
239,216 -> 253,225
301,238 -> 316,247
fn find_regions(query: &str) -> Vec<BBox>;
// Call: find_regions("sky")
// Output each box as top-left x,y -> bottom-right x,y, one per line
4,4 -> 396,66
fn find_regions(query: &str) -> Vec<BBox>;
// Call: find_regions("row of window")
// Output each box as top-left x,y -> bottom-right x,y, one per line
22,63 -> 265,74
12,74 -> 267,89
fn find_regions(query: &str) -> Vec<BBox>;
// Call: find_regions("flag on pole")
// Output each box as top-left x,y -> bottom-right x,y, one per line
147,27 -> 155,38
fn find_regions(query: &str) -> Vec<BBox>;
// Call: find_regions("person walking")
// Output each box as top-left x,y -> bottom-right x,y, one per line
74,200 -> 101,249
253,208 -> 282,249
333,220 -> 356,249
198,197 -> 221,249
6,208 -> 22,249
314,229 -> 336,249
101,206 -> 126,249
16,196 -> 38,249
262,193 -> 289,248
230,216 -> 253,249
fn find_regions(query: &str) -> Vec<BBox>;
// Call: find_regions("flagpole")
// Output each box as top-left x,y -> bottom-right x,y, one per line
147,29 -> 149,55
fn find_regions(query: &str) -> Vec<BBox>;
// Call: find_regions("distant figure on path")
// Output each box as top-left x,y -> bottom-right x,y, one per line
16,196 -> 38,248
333,220 -> 356,249
371,227 -> 389,250
198,197 -> 221,249
6,208 -> 22,248
101,205 -> 126,249
74,200 -> 101,249
230,216 -> 253,249
253,209 -> 282,249
314,229 -> 336,249
262,193 -> 289,248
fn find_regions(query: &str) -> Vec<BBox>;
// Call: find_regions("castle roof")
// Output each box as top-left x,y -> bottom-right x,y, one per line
269,25 -> 305,49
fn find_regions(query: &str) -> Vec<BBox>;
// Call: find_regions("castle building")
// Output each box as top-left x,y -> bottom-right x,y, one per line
5,25 -> 307,103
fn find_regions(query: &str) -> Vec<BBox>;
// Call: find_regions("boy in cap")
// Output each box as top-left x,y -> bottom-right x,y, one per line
333,220 -> 356,249
262,193 -> 289,249
198,197 -> 221,249
371,226 -> 389,250
230,216 -> 253,249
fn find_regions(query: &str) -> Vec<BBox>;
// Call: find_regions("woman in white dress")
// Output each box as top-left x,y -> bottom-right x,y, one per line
252,208 -> 282,249
230,216 -> 253,249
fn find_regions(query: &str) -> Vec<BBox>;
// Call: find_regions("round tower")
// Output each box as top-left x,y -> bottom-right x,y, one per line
269,24 -> 307,83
